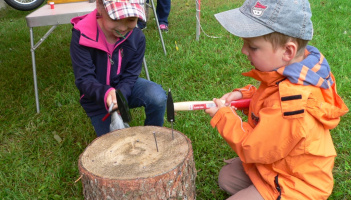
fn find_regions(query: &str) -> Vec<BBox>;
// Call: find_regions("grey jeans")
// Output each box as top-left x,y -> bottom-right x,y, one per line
218,157 -> 264,200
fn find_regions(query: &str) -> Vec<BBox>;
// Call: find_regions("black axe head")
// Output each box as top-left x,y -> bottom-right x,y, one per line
167,88 -> 175,122
116,89 -> 132,123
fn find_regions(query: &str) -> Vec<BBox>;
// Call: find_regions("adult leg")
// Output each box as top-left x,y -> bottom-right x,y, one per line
128,78 -> 167,126
156,0 -> 171,26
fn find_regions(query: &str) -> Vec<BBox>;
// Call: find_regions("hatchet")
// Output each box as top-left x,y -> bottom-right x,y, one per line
102,89 -> 132,123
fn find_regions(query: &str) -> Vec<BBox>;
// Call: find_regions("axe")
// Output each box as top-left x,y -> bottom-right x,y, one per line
102,89 -> 132,123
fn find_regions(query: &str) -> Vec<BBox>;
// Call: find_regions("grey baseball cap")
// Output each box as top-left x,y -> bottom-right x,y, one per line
215,0 -> 313,40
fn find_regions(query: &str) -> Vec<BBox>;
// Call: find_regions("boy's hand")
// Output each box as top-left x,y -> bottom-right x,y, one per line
221,91 -> 243,106
205,91 -> 243,118
205,98 -> 226,118
106,89 -> 118,111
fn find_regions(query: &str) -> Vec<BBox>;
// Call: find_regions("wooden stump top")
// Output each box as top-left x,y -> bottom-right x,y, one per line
80,126 -> 190,180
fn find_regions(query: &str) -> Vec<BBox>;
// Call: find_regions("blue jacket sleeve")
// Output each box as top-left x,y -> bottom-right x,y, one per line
70,29 -> 112,109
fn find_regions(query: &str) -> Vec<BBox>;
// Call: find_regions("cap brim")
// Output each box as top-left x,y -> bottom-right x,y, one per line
215,8 -> 274,38
104,1 -> 146,22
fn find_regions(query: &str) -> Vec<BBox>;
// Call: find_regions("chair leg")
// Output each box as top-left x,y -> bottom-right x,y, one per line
143,56 -> 150,81
149,0 -> 167,56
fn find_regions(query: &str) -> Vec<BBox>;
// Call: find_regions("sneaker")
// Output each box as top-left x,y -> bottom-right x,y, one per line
159,24 -> 168,32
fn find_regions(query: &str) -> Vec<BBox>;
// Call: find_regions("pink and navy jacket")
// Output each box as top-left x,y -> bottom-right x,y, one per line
70,9 -> 145,117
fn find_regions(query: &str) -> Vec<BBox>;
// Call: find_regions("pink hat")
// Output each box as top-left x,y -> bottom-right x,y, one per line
103,0 -> 146,22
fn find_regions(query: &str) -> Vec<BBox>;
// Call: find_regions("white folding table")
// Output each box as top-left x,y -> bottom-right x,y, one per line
26,1 -> 96,113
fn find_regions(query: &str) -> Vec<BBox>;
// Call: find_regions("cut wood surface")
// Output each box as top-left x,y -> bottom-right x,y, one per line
78,126 -> 197,199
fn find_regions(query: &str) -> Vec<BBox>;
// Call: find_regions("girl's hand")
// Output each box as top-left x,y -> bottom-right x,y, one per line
106,89 -> 118,111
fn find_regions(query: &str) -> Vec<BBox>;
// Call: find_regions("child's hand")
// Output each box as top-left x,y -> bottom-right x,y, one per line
106,89 -> 118,111
221,91 -> 243,106
205,91 -> 243,118
205,98 -> 226,118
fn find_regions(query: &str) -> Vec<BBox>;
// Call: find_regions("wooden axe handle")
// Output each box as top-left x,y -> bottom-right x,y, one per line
174,99 -> 251,111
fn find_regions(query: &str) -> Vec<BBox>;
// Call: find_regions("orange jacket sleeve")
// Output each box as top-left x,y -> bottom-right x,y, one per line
233,84 -> 256,99
210,106 -> 305,164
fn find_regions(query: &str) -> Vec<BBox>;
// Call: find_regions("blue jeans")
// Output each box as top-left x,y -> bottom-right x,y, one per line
90,78 -> 167,137
138,0 -> 171,28
155,0 -> 171,26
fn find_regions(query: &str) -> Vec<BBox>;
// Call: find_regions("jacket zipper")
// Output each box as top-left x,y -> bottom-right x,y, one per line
274,175 -> 282,200
106,31 -> 132,84
106,54 -> 113,85
109,54 -> 114,65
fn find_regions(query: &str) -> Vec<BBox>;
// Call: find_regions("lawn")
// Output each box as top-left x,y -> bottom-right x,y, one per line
0,0 -> 350,199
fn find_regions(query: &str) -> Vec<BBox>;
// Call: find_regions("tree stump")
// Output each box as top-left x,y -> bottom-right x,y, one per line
78,126 -> 197,199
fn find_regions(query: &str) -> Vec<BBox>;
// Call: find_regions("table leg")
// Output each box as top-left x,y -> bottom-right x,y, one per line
29,25 -> 57,113
30,27 -> 40,113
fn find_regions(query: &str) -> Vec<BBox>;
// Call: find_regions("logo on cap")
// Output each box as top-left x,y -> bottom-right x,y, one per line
252,1 -> 267,17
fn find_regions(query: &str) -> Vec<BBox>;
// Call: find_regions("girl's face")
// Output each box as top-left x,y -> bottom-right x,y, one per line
98,4 -> 138,40
241,37 -> 286,72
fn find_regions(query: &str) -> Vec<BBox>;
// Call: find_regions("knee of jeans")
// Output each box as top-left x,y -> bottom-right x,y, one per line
150,90 -> 166,108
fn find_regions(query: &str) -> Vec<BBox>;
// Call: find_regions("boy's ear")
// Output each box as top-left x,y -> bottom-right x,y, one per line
282,42 -> 297,62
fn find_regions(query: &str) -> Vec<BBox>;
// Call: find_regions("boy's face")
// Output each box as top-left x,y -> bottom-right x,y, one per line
241,37 -> 286,72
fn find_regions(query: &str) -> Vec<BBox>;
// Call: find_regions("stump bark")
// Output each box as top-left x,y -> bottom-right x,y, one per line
78,126 -> 197,199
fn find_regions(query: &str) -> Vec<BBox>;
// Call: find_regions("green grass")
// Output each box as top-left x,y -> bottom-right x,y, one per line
0,0 -> 350,199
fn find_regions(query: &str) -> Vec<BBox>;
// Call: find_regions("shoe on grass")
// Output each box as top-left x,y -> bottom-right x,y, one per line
159,24 -> 168,32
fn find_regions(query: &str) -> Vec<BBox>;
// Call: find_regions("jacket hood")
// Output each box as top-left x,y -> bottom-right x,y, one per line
276,45 -> 333,89
305,73 -> 349,129
71,9 -> 99,40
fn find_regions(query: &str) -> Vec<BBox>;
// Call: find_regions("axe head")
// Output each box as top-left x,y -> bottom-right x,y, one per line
167,88 -> 175,122
116,89 -> 132,123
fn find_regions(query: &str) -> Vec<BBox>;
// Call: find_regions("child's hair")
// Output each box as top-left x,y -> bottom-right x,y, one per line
96,0 -> 104,12
263,32 -> 308,57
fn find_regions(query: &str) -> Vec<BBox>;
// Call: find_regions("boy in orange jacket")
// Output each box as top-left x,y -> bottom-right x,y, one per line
205,0 -> 349,199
